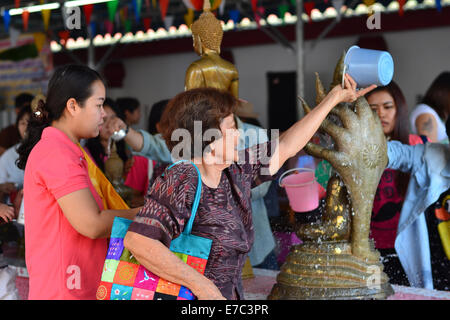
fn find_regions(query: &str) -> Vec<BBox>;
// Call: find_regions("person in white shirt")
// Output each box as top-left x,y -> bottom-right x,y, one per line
0,106 -> 30,223
410,72 -> 449,143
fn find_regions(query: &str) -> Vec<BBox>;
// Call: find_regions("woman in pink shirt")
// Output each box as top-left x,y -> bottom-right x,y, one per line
16,65 -> 140,300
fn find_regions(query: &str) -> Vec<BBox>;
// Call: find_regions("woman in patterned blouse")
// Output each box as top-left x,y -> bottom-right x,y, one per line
121,75 -> 376,300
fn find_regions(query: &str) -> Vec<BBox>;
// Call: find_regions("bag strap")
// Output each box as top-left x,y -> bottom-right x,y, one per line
165,160 -> 202,235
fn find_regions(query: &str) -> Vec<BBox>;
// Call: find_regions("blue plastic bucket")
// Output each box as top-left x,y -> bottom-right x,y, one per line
344,45 -> 394,87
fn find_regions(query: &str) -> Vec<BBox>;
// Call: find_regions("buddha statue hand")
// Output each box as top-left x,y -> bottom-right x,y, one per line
299,88 -> 387,262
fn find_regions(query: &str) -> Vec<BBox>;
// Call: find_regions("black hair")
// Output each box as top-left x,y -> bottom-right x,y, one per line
85,97 -> 129,172
116,97 -> 140,120
14,93 -> 34,109
17,64 -> 104,170
104,97 -> 120,116
421,72 -> 450,120
147,99 -> 169,134
15,105 -> 32,128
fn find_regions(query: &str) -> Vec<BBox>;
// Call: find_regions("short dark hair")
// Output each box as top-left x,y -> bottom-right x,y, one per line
116,97 -> 140,117
422,72 -> 450,120
16,105 -> 31,127
160,88 -> 238,159
103,97 -> 120,115
148,99 -> 169,134
15,93 -> 34,109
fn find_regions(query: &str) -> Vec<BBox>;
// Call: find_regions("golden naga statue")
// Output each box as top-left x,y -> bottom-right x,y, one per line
185,0 -> 239,98
269,53 -> 394,300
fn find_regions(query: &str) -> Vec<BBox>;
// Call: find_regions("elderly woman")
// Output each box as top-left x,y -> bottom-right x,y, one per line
115,75 -> 374,300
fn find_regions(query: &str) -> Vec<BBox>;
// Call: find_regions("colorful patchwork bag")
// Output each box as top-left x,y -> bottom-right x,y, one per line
96,160 -> 212,300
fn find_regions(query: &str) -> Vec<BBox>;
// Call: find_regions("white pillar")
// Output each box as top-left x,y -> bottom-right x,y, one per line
87,23 -> 95,70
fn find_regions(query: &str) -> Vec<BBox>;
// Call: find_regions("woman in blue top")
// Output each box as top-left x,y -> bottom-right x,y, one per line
387,117 -> 450,289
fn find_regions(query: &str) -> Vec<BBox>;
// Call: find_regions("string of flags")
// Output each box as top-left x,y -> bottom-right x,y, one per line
1,0 -> 448,48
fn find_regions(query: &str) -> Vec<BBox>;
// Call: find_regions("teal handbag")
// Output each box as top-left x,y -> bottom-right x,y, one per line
96,160 -> 212,300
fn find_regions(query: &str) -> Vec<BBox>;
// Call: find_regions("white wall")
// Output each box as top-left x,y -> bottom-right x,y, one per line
108,25 -> 450,130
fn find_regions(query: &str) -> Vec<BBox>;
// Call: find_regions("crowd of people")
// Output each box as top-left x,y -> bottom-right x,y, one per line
0,64 -> 448,299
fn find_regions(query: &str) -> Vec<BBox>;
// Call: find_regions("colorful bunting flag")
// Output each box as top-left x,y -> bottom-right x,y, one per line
254,6 -> 265,27
3,10 -> 11,33
159,0 -> 169,20
332,0 -> 344,21
278,4 -> 290,19
10,27 -> 21,47
183,0 -> 201,10
104,20 -> 114,34
183,0 -> 222,11
251,0 -> 258,12
107,0 -> 119,22
229,9 -> 240,24
83,4 -> 94,25
143,17 -> 151,31
41,8 -> 51,31
363,0 -> 376,6
436,0 -> 442,12
22,9 -> 30,31
90,21 -> 97,36
398,0 -> 406,16
133,0 -> 143,22
184,8 -> 195,27
304,2 -> 315,23
58,30 -> 70,47
34,32 -> 46,53
219,0 -> 226,15
164,15 -> 174,29
124,19 -> 132,33
120,6 -> 128,24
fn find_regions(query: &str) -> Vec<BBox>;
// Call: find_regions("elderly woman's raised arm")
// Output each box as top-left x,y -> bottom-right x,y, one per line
268,75 -> 377,176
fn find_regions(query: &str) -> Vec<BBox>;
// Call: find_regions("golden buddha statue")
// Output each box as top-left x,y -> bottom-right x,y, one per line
185,0 -> 239,98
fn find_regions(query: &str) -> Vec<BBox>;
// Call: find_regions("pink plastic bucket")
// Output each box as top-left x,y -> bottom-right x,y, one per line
279,168 -> 319,212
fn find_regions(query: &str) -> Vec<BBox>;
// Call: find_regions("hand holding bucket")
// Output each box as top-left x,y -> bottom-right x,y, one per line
343,45 -> 394,88
279,168 -> 319,213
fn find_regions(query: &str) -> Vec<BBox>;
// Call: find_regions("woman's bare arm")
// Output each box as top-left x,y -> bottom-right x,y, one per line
57,188 -> 141,239
268,75 -> 377,175
124,231 -> 225,300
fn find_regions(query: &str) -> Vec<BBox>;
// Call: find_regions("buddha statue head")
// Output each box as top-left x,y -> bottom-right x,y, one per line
190,0 -> 223,55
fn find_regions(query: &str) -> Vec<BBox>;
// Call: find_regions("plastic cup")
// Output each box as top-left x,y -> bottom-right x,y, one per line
344,45 -> 394,87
